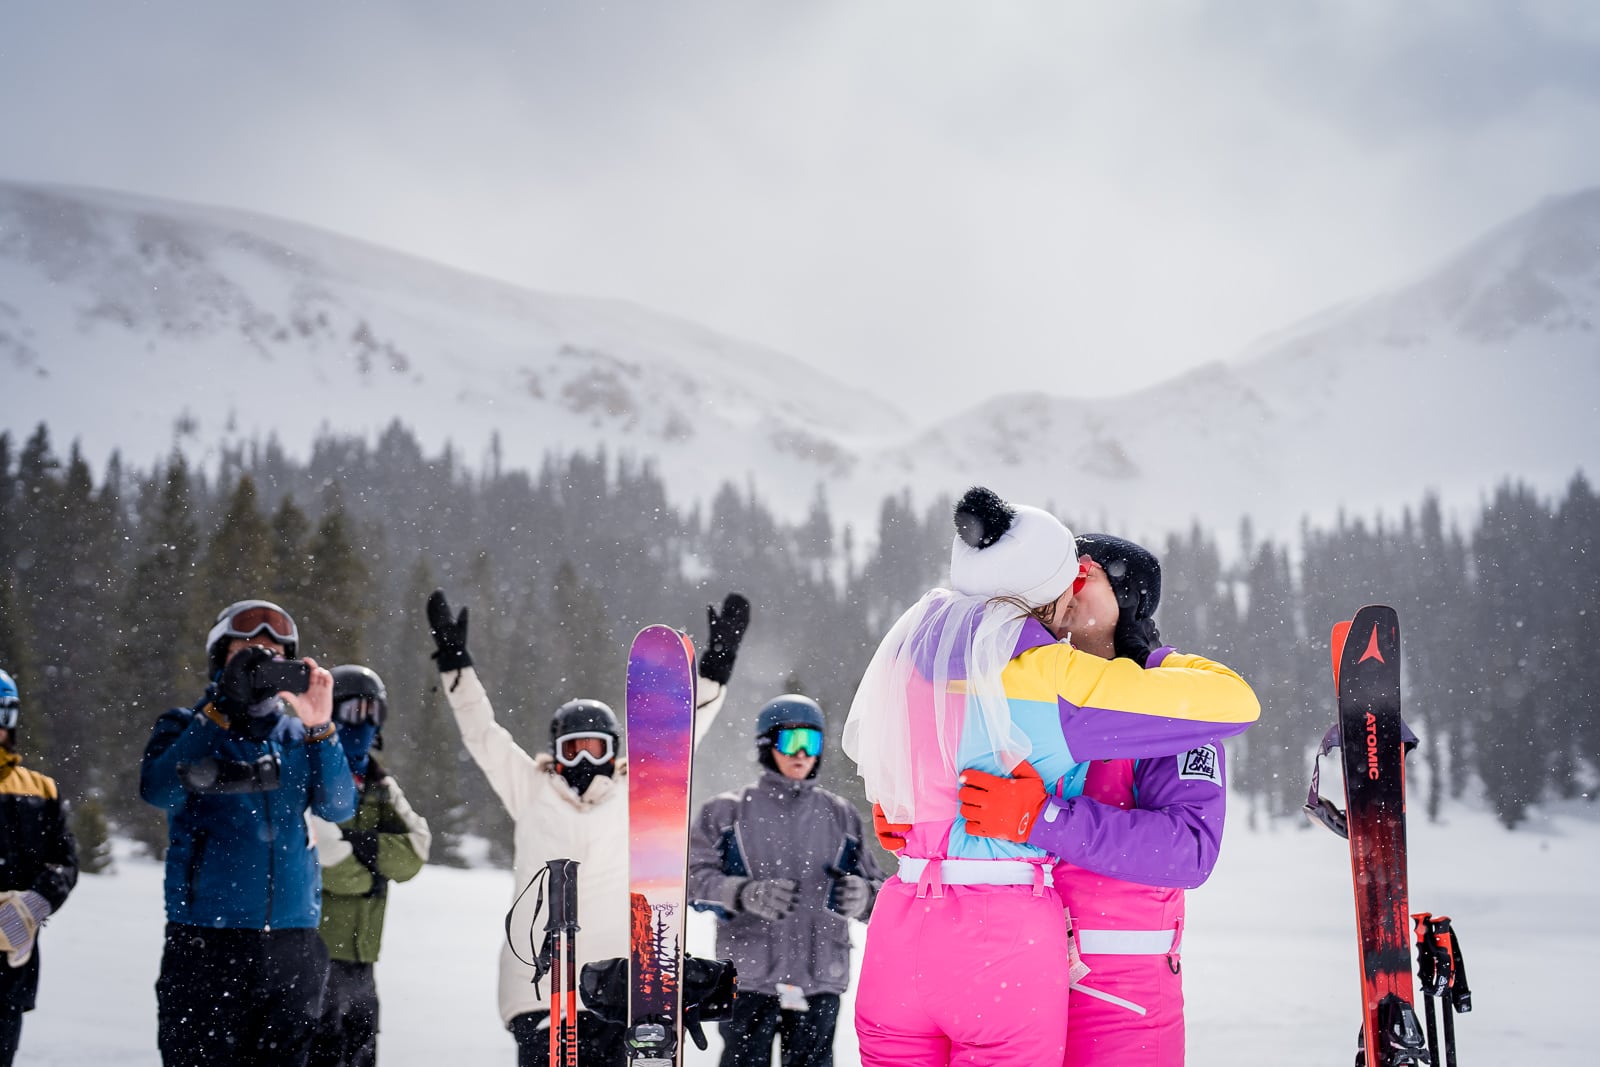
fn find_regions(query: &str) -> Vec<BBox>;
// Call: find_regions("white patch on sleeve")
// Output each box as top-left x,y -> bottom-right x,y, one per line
1177,744 -> 1221,786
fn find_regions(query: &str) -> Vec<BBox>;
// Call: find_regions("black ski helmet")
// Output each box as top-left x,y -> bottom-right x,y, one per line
550,699 -> 620,796
205,599 -> 300,676
755,694 -> 825,779
550,699 -> 620,751
331,665 -> 388,730
1076,534 -> 1162,622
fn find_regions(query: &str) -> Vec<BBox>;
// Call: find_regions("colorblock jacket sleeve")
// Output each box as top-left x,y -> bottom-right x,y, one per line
317,775 -> 431,895
1027,742 -> 1228,889
1017,645 -> 1260,761
439,666 -> 547,815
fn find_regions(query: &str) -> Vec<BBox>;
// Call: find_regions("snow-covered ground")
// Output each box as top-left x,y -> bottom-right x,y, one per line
23,800 -> 1599,1065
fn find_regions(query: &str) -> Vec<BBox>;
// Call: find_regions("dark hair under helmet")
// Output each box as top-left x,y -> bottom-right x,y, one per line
1076,533 -> 1162,622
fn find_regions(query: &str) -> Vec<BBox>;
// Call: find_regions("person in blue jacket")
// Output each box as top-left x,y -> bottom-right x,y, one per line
140,599 -> 356,1067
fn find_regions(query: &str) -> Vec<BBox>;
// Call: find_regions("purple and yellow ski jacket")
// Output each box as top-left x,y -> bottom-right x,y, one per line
896,617 -> 1257,866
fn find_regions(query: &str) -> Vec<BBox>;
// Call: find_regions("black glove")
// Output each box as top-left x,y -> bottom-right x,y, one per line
218,645 -> 277,708
343,829 -> 381,875
737,877 -> 798,922
1113,614 -> 1162,666
825,865 -> 873,919
426,589 -> 473,672
698,593 -> 750,686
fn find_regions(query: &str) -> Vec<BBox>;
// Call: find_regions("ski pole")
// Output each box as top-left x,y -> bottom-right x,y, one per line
546,859 -> 581,1066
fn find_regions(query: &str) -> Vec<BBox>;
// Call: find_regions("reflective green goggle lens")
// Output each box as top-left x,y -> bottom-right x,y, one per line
774,727 -> 823,757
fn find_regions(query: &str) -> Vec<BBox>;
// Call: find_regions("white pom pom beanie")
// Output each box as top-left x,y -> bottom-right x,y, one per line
948,488 -> 1078,607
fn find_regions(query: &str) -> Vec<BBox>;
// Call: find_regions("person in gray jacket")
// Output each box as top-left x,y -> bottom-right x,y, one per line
689,695 -> 885,1067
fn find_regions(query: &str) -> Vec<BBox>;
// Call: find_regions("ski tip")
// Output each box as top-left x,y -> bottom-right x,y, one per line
1331,620 -> 1352,688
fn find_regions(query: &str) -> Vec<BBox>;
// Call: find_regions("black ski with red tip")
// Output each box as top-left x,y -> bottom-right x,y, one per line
1333,605 -> 1428,1067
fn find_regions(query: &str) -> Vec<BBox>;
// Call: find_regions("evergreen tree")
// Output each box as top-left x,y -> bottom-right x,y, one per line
70,794 -> 116,875
115,454 -> 204,853
299,485 -> 370,665
202,475 -> 273,610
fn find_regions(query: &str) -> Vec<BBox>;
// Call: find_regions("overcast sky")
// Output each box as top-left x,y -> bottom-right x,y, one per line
3,1 -> 1598,418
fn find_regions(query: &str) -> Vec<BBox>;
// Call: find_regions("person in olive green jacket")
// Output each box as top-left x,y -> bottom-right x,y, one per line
308,665 -> 432,1067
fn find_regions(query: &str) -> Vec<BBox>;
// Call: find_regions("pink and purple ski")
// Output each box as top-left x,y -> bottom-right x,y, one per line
625,624 -> 698,1066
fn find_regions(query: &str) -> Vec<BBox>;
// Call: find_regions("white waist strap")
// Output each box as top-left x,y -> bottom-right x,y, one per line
896,857 -> 1054,887
1074,928 -> 1177,955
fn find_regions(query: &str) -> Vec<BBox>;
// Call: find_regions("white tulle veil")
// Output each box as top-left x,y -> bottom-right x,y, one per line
841,589 -> 1033,824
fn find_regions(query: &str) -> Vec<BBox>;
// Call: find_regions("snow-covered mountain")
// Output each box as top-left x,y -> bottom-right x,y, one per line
0,181 -> 905,509
3,179 -> 1596,542
883,188 -> 1600,540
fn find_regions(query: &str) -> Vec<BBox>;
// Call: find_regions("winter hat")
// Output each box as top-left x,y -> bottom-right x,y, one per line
1076,533 -> 1162,621
949,487 -> 1079,608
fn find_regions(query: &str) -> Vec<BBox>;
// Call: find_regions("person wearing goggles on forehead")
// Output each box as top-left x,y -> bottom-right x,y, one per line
308,666 -> 431,1067
140,599 -> 356,1067
843,489 -> 1258,1067
0,668 -> 78,1067
425,587 -> 750,1067
688,695 -> 886,1067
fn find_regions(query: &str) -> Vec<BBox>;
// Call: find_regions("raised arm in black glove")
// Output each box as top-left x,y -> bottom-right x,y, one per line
698,592 -> 750,685
426,589 -> 473,672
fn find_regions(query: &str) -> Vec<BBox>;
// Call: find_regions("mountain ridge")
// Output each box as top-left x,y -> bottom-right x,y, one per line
4,177 -> 1596,543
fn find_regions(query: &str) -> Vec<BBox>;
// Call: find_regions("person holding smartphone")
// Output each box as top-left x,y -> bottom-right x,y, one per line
140,599 -> 357,1067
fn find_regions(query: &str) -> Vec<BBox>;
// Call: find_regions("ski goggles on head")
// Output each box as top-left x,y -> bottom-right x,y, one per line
209,601 -> 298,648
773,727 -> 823,758
0,698 -> 17,730
334,695 -> 386,728
555,732 -> 615,767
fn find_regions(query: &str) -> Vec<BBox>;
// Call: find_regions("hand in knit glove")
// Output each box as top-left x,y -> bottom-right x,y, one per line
0,890 -> 51,968
737,878 -> 799,922
825,866 -> 873,919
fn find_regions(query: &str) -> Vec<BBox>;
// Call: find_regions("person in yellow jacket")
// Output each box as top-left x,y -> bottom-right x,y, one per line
0,668 -> 78,1067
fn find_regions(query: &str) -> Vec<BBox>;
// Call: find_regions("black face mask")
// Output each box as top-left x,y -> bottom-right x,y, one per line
559,759 -> 615,797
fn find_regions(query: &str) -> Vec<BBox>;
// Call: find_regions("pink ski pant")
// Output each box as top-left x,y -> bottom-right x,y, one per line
855,879 -> 1070,1067
1063,952 -> 1184,1067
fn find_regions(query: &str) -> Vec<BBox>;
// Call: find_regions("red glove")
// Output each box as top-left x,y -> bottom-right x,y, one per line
872,803 -> 912,852
958,760 -> 1047,842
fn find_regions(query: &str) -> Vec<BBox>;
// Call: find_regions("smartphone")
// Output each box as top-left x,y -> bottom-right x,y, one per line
253,659 -> 312,695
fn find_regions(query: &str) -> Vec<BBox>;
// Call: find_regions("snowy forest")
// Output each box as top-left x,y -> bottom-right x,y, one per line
1,419 -> 1595,874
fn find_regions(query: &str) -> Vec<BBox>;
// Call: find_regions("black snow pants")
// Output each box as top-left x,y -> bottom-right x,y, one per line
307,959 -> 379,1067
156,922 -> 330,1067
510,1008 -> 627,1067
718,991 -> 840,1067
